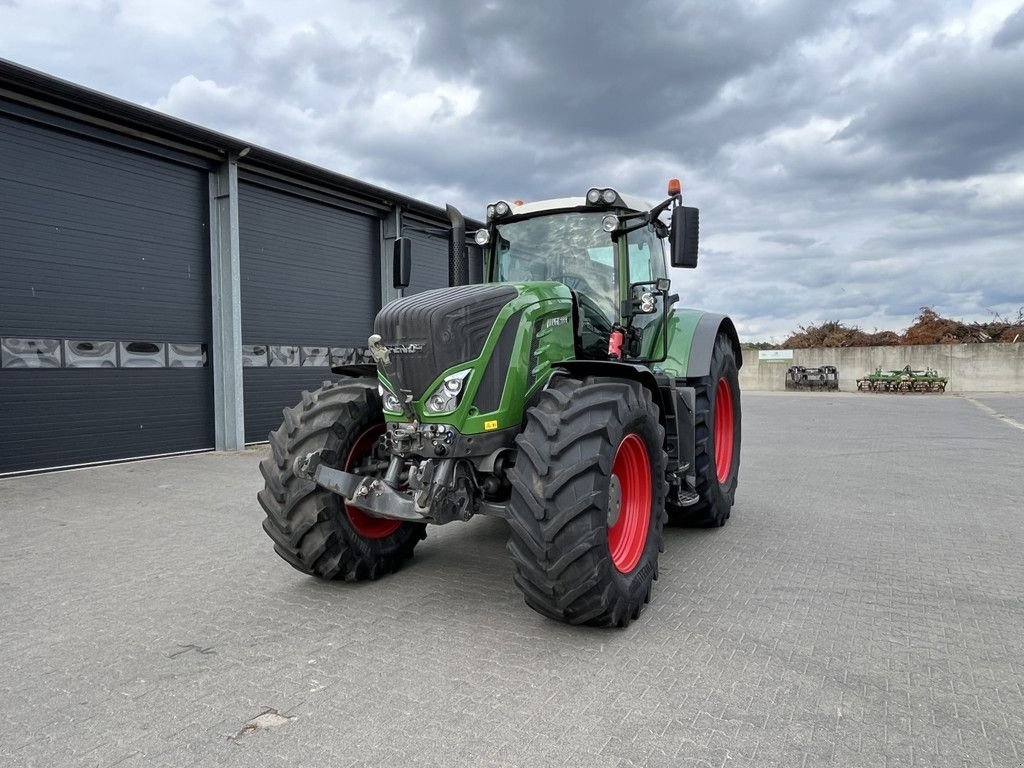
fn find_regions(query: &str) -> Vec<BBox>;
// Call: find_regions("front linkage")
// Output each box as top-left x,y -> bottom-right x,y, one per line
294,419 -> 508,527
292,329 -> 507,526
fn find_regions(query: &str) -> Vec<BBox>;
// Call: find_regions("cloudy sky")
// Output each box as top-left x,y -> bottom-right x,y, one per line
2,0 -> 1023,341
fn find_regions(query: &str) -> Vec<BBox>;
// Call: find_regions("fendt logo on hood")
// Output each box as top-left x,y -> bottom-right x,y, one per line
383,343 -> 425,354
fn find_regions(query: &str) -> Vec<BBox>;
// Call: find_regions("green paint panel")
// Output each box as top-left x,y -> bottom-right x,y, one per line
642,307 -> 706,379
381,282 -> 576,434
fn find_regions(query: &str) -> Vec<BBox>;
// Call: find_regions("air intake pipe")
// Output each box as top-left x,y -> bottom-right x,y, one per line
447,203 -> 468,287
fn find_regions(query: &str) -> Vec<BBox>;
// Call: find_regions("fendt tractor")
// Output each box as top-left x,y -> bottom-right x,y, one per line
258,180 -> 742,627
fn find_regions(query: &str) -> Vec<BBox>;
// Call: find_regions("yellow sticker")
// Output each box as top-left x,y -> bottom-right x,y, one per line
484,419 -> 499,431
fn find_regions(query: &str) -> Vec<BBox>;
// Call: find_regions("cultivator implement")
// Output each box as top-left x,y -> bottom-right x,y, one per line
856,366 -> 947,392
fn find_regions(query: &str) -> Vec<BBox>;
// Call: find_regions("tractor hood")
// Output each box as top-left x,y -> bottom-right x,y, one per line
372,282 -> 575,433
373,283 -> 518,401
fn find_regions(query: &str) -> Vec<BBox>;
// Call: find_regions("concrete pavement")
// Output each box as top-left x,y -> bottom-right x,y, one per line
1,392 -> 1022,767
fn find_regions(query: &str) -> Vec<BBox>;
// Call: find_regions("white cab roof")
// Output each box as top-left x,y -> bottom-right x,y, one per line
508,193 -> 655,217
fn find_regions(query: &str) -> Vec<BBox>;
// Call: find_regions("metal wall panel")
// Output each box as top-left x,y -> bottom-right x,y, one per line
403,227 -> 449,295
239,179 -> 380,439
0,370 -> 213,473
0,114 -> 212,340
0,111 -> 214,473
242,368 -> 338,443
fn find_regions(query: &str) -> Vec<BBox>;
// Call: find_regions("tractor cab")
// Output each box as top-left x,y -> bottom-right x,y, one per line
471,183 -> 698,362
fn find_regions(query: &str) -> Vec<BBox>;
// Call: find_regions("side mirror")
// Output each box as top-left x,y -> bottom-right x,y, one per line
393,237 -> 411,289
670,206 -> 699,269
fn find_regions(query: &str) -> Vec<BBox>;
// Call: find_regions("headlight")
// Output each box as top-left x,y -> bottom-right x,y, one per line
601,214 -> 619,232
379,383 -> 402,413
474,228 -> 490,245
487,201 -> 513,220
586,187 -> 620,206
424,369 -> 471,414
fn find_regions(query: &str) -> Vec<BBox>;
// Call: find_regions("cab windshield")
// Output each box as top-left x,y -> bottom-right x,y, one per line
494,212 -> 617,321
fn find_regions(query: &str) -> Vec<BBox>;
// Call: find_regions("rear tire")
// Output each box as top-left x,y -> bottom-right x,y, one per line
258,379 -> 425,581
506,376 -> 667,627
668,333 -> 742,527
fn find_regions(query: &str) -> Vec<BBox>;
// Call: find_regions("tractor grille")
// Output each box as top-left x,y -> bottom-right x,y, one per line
473,310 -> 522,413
373,284 -> 517,399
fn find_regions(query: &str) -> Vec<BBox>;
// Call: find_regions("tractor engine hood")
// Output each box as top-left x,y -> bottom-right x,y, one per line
373,284 -> 518,401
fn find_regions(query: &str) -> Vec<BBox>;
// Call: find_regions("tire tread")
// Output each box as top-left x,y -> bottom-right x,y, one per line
506,377 -> 667,627
258,379 -> 425,581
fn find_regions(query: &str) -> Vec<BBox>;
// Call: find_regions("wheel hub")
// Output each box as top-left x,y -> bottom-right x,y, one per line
607,475 -> 622,527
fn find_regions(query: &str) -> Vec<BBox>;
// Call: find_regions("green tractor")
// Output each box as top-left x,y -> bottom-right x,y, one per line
258,181 -> 742,627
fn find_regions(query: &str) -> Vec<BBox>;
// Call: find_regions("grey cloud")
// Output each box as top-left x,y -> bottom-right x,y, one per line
402,0 -> 850,147
214,16 -> 401,103
761,233 -> 819,247
993,5 -> 1024,49
835,43 -> 1024,182
3,0 -> 1022,340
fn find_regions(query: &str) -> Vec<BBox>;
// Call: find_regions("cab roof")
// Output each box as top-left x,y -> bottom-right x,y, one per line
509,193 -> 655,217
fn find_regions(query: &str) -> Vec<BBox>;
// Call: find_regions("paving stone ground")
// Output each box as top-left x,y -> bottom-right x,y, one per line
1,392 -> 1022,768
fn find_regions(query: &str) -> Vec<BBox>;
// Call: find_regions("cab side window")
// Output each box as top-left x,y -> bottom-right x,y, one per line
625,226 -> 667,335
626,226 -> 665,283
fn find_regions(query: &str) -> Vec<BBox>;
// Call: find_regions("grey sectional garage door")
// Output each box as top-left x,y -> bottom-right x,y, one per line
403,224 -> 449,295
0,108 -> 214,474
239,179 -> 380,442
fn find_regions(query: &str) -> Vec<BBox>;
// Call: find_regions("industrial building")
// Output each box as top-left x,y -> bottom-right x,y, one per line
0,59 -> 466,474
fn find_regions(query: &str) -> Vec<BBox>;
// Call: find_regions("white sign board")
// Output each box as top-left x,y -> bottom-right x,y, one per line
758,349 -> 794,363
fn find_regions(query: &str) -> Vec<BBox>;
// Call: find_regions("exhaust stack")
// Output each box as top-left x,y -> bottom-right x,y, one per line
447,203 -> 468,287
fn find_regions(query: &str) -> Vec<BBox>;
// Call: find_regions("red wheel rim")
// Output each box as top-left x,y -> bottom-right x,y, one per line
714,377 -> 735,484
607,433 -> 652,574
343,424 -> 401,539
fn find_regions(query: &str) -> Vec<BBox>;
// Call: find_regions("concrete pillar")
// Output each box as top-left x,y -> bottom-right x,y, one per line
209,156 -> 245,450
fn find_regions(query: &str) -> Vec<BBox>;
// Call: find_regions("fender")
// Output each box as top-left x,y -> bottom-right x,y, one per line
549,359 -> 666,417
658,309 -> 743,380
685,312 -> 743,379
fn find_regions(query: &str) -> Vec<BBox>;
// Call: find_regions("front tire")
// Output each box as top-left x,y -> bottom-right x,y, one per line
668,332 -> 742,527
506,377 -> 667,627
258,379 -> 425,581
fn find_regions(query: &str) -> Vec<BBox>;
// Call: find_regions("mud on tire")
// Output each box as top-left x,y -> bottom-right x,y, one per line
506,376 -> 667,627
258,379 -> 425,581
668,332 -> 741,527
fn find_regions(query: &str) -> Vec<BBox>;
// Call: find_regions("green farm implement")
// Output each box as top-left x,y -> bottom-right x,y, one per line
856,365 -> 947,392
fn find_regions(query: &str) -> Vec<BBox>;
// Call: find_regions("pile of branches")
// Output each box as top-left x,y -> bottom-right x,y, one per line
782,321 -> 898,349
779,307 -> 1024,348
